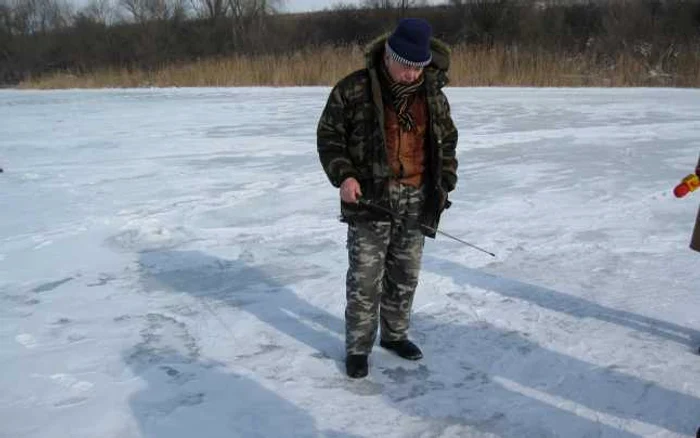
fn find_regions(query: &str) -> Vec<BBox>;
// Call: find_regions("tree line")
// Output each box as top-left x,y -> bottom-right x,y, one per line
2,0 -> 699,86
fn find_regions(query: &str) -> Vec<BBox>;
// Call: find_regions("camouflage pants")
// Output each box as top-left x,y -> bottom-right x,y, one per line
345,183 -> 426,355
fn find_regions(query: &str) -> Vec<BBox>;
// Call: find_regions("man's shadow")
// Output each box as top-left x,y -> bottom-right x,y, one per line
423,255 -> 700,350
136,249 -> 700,436
138,249 -> 347,370
124,348 -> 362,438
403,313 -> 700,436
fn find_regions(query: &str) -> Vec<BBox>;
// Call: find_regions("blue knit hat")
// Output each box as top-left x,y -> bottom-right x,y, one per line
386,18 -> 433,68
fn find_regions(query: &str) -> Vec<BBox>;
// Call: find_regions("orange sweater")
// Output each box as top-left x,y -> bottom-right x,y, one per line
383,94 -> 428,188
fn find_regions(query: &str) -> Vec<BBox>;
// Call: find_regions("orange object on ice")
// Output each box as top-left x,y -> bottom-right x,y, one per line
674,173 -> 700,198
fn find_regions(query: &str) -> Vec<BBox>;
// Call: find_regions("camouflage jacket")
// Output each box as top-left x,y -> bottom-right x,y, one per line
316,36 -> 459,237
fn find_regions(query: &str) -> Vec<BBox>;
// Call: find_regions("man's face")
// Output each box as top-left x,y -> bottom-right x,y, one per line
385,57 -> 424,85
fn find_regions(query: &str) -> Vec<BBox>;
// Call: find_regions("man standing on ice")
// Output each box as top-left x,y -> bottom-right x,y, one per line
691,155 -> 700,253
316,18 -> 458,378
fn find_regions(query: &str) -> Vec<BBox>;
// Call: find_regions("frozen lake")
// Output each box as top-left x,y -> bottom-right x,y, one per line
1,87 -> 700,437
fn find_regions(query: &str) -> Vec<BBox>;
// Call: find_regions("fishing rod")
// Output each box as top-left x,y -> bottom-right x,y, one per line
357,198 -> 496,257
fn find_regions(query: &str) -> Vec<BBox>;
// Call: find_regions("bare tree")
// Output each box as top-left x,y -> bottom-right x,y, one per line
81,0 -> 117,24
40,0 -> 72,30
361,0 -> 392,8
0,0 -> 13,63
226,0 -> 282,50
361,0 -> 423,10
119,0 -> 188,22
0,0 -> 12,33
227,0 -> 281,19
0,0 -> 71,34
361,0 -> 424,17
189,0 -> 229,19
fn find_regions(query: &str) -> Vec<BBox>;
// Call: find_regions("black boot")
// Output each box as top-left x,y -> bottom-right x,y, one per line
346,354 -> 369,378
380,339 -> 423,360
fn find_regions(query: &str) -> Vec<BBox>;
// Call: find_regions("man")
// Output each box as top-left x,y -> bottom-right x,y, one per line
316,18 -> 458,378
691,154 -> 700,253
691,156 -> 700,438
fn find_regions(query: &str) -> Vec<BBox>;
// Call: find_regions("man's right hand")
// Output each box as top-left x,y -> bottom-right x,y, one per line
340,177 -> 362,203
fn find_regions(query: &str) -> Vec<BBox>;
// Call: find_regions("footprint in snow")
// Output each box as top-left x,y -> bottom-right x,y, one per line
32,277 -> 73,293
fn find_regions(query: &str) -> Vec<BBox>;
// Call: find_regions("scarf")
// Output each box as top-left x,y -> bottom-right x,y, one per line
380,62 -> 424,132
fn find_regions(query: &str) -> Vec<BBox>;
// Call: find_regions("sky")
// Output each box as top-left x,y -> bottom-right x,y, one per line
2,86 -> 700,437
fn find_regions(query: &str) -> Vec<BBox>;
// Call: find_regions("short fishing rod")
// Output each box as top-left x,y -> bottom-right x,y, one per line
357,198 -> 496,257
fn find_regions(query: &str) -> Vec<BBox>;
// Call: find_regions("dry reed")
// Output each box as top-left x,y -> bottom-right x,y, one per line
19,44 -> 700,89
